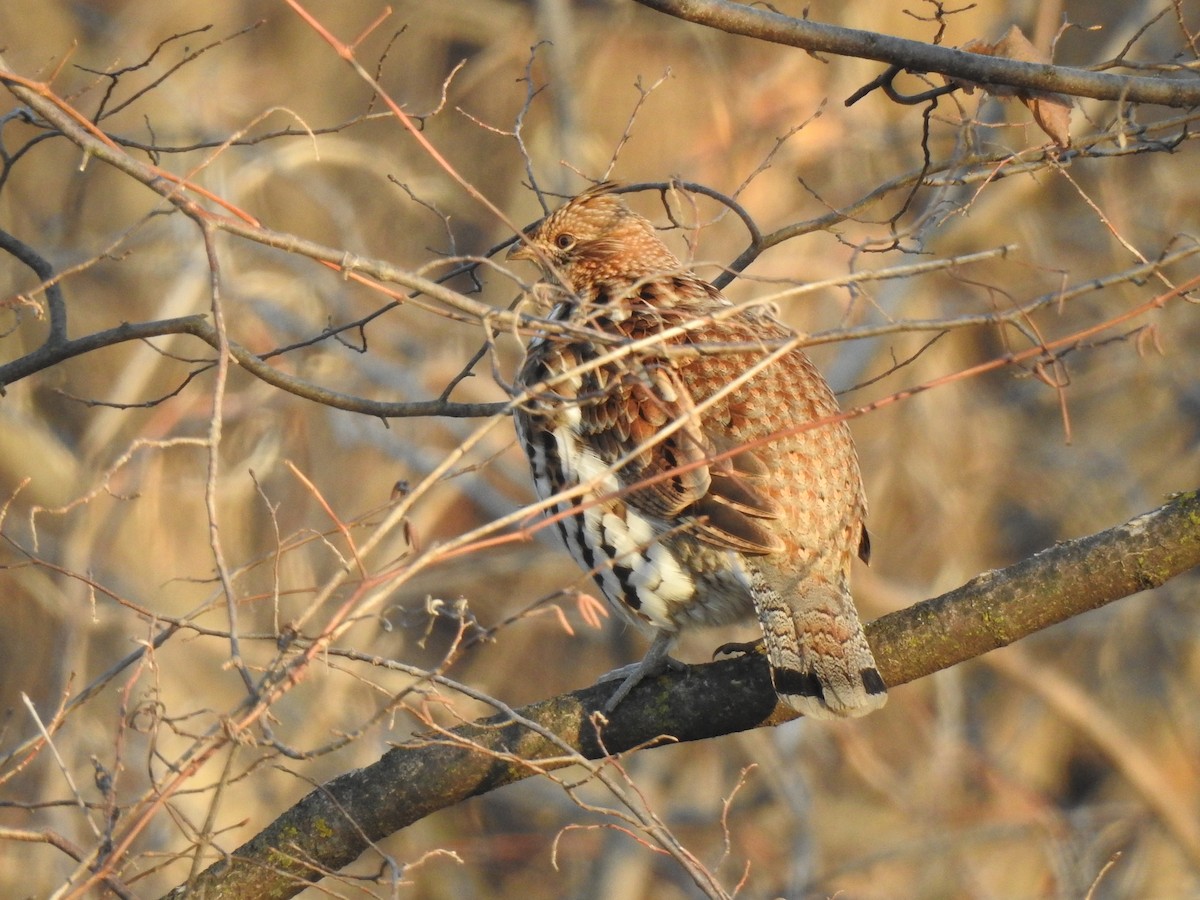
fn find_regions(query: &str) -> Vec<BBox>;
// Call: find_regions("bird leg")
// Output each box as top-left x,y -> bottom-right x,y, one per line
597,630 -> 683,712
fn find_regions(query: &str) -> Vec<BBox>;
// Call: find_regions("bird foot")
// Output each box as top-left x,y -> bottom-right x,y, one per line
596,632 -> 682,712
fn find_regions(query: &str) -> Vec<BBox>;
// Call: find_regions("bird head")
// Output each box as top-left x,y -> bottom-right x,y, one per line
507,185 -> 683,293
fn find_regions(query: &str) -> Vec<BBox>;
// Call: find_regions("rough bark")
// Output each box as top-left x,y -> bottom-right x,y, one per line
165,490 -> 1200,898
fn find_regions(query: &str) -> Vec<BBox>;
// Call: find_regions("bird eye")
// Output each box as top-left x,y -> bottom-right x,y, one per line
555,233 -> 575,250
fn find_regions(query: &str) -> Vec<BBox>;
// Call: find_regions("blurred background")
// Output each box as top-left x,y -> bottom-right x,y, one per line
1,1 -> 1198,897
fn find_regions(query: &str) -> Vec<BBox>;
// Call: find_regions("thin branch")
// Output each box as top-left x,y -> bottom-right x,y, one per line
0,314 -> 507,418
0,227 -> 67,343
198,221 -> 256,697
0,828 -> 133,899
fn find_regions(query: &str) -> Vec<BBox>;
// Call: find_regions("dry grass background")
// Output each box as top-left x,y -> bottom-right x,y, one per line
1,0 -> 1198,897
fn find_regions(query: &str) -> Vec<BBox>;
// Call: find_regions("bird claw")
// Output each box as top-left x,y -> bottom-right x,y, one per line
712,637 -> 765,659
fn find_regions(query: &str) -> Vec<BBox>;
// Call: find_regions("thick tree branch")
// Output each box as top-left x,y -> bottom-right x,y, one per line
165,490 -> 1200,898
633,0 -> 1200,108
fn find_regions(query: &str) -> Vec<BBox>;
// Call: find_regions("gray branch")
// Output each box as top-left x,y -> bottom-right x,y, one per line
634,0 -> 1200,108
164,490 -> 1200,898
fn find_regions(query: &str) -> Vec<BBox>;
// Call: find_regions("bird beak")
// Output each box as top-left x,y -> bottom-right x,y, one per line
507,239 -> 536,262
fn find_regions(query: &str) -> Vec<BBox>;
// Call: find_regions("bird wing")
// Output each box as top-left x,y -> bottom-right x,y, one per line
579,349 -> 786,557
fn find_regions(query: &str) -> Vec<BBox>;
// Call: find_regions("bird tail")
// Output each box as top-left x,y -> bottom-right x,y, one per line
753,578 -> 887,719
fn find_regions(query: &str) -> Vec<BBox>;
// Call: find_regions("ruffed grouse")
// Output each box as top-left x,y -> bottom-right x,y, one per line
508,184 -> 886,719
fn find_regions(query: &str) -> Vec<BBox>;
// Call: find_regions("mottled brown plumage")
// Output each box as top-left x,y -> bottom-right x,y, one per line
509,184 -> 886,718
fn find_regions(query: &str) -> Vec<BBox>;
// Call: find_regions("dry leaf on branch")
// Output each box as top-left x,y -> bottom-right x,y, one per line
955,25 -> 1073,148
